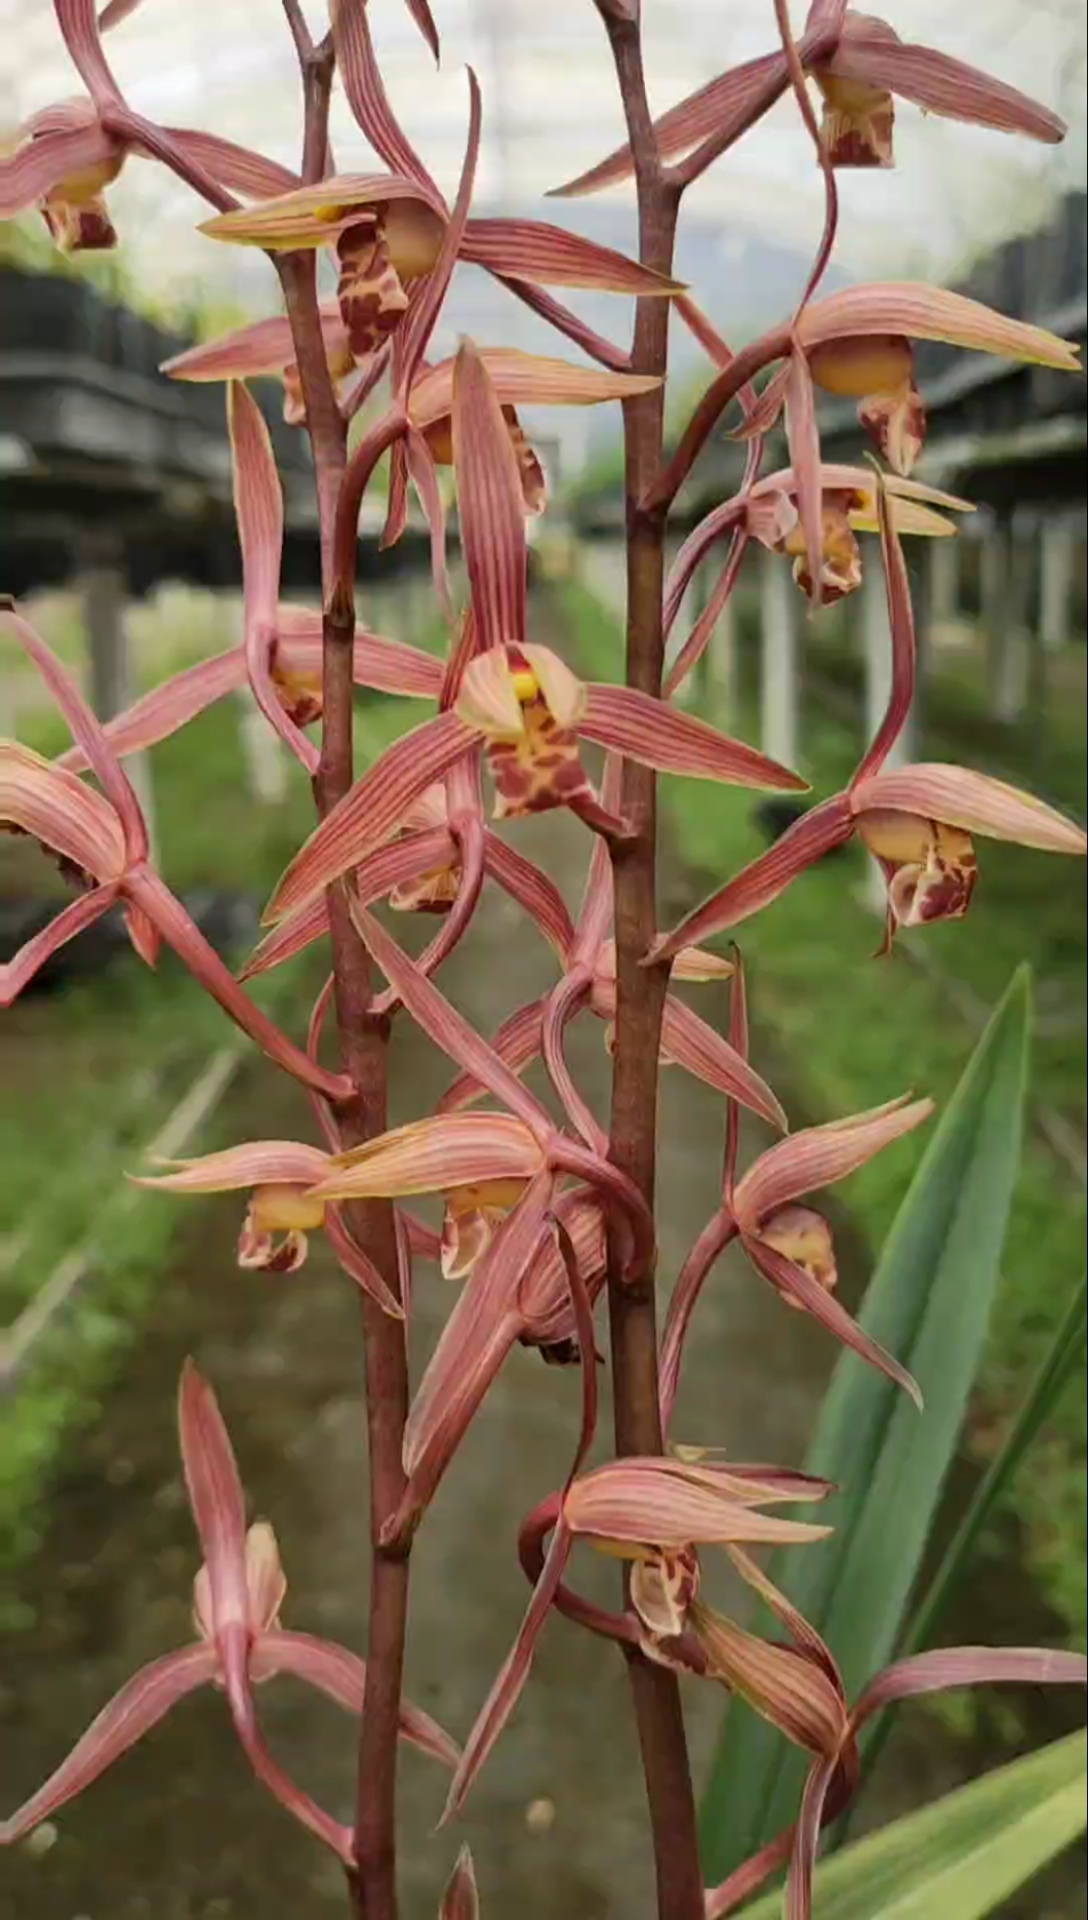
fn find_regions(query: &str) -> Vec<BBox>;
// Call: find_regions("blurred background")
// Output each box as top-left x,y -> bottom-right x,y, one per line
2,2 -> 1086,1916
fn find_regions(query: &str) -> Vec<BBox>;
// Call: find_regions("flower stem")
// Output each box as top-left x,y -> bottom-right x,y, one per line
278,49 -> 410,1918
596,13 -> 704,1918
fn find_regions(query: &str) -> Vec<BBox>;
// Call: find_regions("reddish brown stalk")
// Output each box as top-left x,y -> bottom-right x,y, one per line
277,43 -> 410,1920
595,12 -> 704,1918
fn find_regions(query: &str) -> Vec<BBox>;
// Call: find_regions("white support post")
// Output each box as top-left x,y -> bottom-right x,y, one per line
985,517 -> 1031,723
1039,519 -> 1075,653
759,547 -> 798,770
927,533 -> 959,635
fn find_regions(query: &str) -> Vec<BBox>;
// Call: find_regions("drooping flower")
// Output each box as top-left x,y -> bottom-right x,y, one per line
658,952 -> 930,1427
553,2 -> 1066,198
443,1455 -> 836,1818
263,343 -> 806,924
1,1362 -> 457,1856
652,485 -> 1087,963
0,0 -> 298,252
0,610 -> 348,1100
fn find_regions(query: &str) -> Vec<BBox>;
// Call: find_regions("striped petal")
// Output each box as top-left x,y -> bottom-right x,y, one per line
732,1096 -> 931,1229
580,685 -> 807,791
563,1458 -> 831,1550
162,308 -> 333,383
692,1604 -> 845,1754
56,0 -> 124,108
311,1113 -> 544,1202
57,648 -> 247,770
252,1629 -> 458,1767
482,835 -> 576,961
745,1235 -> 922,1405
0,121 -> 118,218
440,1846 -> 480,1919
0,1645 -> 217,1844
133,1141 -> 331,1195
239,827 -> 456,980
460,218 -> 684,295
784,350 -> 824,609
852,764 -> 1088,854
0,883 -> 120,1008
178,1361 -> 251,1649
657,995 -> 787,1130
160,129 -> 300,200
410,350 -> 659,426
198,172 -> 446,250
650,792 -> 855,961
797,285 -> 1081,370
453,342 -> 527,651
275,608 -> 444,699
1,740 -> 126,880
436,999 -> 546,1114
830,18 -> 1066,145
265,711 -> 478,921
331,0 -> 436,188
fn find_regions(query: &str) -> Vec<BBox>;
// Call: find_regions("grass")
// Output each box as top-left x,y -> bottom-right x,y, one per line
1,590 -> 429,1580
562,571 -> 1088,1646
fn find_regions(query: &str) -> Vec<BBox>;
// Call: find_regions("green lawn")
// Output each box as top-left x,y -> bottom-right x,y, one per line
562,573 -> 1087,1645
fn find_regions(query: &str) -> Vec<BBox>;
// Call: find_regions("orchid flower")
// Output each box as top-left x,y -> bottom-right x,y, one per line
262,342 -> 806,926
1,1362 -> 457,1858
659,951 -> 931,1426
435,763 -> 787,1149
443,1455 -> 835,1817
555,1 -> 1065,198
654,483 -> 1087,963
0,0 -> 297,250
0,609 -> 349,1101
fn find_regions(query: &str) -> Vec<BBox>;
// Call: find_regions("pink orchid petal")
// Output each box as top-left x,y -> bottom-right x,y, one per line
784,350 -> 825,610
0,122 -> 118,218
1,1644 -> 217,1844
411,350 -> 660,425
543,969 -> 603,1153
852,764 -> 1088,854
381,440 -> 410,551
177,1361 -> 251,1645
732,1096 -> 932,1228
398,71 -> 481,395
570,758 -> 623,963
854,476 -> 917,783
405,428 -> 455,621
126,867 -> 351,1100
482,833 -> 576,961
580,685 -> 807,791
133,1140 -> 330,1194
657,995 -> 787,1129
692,1605 -> 845,1753
398,1171 -> 556,1535
226,1681 -> 352,1861
436,998 -> 547,1113
312,1112 -> 543,1203
852,1647 -> 1088,1728
440,1845 -> 480,1919
722,945 -> 751,1198
227,383 -> 315,773
785,1751 -> 840,1920
662,497 -> 746,642
797,285 -> 1081,371
491,276 -> 633,374
831,20 -> 1066,144
323,1203 -> 404,1317
352,902 -> 553,1139
405,0 -> 440,59
453,341 -> 528,651
57,648 -> 247,771
266,712 -> 477,921
373,815 -> 486,1016
0,882 -> 120,1008
162,308 -> 328,383
56,0 -> 124,108
563,1458 -> 831,1549
659,1212 -> 737,1434
240,828 -> 456,980
199,171 -> 447,248
255,1628 -> 459,1764
460,219 -> 683,295
160,129 -> 300,199
275,609 -> 444,699
551,49 -> 790,196
331,0 -> 437,191
1,741 -> 127,880
650,792 -> 855,960
745,1236 -> 922,1406
4,609 -> 148,861
443,1520 -> 573,1821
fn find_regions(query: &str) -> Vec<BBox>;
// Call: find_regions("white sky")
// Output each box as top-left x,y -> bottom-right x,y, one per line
3,0 -> 1085,309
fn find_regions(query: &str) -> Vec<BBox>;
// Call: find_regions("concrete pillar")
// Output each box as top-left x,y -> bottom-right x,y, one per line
79,533 -> 157,860
1039,519 -> 1075,653
984,518 -> 1031,723
927,533 -> 959,633
760,548 -> 798,770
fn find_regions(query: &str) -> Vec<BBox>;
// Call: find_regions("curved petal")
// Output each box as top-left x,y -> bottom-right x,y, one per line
482,834 -> 576,961
852,765 -> 1088,854
133,1140 -> 331,1194
199,172 -> 445,249
255,1628 -> 460,1766
436,998 -> 547,1114
228,383 -> 315,772
238,828 -> 456,981
460,218 -> 684,295
831,23 -> 1065,144
745,1236 -> 922,1405
659,1211 -> 736,1434
580,685 -> 807,791
0,122 -> 118,218
56,648 -> 247,771
851,1647 -> 1088,1728
441,1846 -> 480,1919
563,1458 -> 831,1549
797,285 -> 1081,371
784,349 -> 825,609
162,311 -> 308,382
274,610 -> 444,699
0,883 -> 120,1008
411,351 -> 659,425
265,711 -> 477,922
160,129 -> 300,199
177,1361 -> 251,1639
453,342 -> 528,651
1,1644 -> 217,1844
397,71 -> 481,394
658,995 -> 787,1129
56,0 -> 125,108
853,473 -> 917,783
331,0 -> 437,190
312,1113 -> 543,1202
1,741 -> 126,880
732,1097 -> 931,1229
323,1203 -> 404,1318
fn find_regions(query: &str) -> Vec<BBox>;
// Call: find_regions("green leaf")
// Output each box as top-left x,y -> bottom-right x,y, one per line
735,1729 -> 1086,1920
701,966 -> 1031,1880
